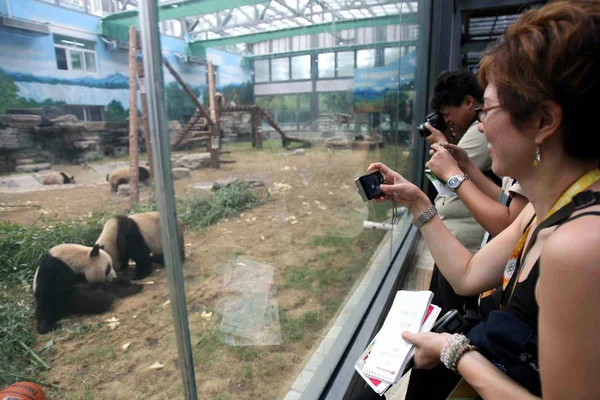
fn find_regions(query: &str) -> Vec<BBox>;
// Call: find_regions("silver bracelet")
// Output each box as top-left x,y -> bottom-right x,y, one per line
413,205 -> 438,229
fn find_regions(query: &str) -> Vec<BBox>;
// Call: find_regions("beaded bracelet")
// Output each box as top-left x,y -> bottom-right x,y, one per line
440,333 -> 476,372
451,344 -> 477,372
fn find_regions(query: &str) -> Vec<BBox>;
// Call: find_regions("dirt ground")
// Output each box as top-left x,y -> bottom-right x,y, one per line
0,142 -> 405,400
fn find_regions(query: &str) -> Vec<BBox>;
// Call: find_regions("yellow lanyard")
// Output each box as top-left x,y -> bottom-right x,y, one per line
501,168 -> 600,303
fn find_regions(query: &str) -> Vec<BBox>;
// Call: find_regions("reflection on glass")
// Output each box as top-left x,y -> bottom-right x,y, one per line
55,47 -> 68,70
384,47 -> 401,65
318,52 -> 335,78
337,51 -> 355,77
271,58 -> 290,81
291,55 -> 311,80
69,50 -> 83,70
84,53 -> 97,73
357,49 -> 376,69
254,59 -> 270,82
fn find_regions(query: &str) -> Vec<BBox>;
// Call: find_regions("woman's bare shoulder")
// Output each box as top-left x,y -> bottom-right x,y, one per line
542,206 -> 600,276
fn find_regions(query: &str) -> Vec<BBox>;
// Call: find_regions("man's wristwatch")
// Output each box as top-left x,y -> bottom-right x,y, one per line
413,205 -> 438,229
447,174 -> 469,192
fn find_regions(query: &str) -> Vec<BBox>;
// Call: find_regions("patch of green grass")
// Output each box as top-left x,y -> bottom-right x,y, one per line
280,310 -> 322,343
307,234 -> 351,248
210,391 -> 233,400
0,213 -> 107,387
0,213 -> 105,285
132,182 -> 267,232
179,183 -> 267,230
283,266 -> 315,291
193,329 -> 222,371
230,346 -> 260,362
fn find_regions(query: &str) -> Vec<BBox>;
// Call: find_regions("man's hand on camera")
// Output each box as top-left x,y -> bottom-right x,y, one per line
424,123 -> 448,146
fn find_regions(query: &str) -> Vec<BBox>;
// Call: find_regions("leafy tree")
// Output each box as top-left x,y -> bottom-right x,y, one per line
104,100 -> 127,122
165,81 -> 203,122
0,69 -> 65,114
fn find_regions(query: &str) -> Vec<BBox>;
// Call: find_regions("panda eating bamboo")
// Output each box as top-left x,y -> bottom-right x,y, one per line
33,244 -> 143,334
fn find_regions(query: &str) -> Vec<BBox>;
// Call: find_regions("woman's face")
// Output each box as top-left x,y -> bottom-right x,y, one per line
478,83 -> 536,178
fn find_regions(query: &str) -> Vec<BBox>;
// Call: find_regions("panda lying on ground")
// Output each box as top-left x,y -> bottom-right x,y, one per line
96,211 -> 185,280
33,244 -> 143,334
106,166 -> 150,192
42,172 -> 76,185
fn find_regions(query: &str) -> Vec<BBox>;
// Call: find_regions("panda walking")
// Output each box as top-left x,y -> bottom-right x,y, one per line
95,211 -> 185,280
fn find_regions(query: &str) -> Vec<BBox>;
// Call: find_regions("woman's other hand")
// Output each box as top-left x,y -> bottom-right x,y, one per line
367,162 -> 430,213
426,143 -> 463,182
443,143 -> 471,170
402,331 -> 451,370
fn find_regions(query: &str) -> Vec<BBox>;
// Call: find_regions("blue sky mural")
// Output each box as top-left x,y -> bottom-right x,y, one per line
353,50 -> 416,112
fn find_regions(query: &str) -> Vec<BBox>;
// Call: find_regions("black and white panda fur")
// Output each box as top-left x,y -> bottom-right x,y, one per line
106,166 -> 150,192
33,244 -> 143,334
95,211 -> 185,280
43,172 -> 76,185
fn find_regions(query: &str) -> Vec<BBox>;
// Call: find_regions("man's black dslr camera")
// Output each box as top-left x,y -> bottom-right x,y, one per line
417,111 -> 447,138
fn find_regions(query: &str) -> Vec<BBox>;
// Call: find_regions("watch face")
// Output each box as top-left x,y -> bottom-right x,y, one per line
448,177 -> 459,189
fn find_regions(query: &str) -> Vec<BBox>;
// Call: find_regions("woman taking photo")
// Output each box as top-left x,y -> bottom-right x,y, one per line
368,1 -> 600,398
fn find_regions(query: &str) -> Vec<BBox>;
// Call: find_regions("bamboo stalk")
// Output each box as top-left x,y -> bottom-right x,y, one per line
128,25 -> 139,205
17,340 -> 50,370
207,61 -> 220,168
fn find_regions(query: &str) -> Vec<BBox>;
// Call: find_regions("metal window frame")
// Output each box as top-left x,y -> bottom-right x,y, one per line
54,44 -> 99,73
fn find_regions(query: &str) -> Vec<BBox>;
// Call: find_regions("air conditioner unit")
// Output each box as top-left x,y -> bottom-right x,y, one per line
0,16 -> 50,35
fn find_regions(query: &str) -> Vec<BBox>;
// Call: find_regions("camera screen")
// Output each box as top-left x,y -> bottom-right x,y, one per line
358,172 -> 384,200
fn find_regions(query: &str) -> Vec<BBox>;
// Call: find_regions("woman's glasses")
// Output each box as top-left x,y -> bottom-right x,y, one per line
474,105 -> 504,123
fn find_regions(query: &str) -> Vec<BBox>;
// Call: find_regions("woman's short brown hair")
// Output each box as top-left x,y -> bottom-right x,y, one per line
479,0 -> 600,161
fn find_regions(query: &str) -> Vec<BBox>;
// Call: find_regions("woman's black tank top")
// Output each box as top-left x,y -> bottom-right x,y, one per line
502,211 -> 600,330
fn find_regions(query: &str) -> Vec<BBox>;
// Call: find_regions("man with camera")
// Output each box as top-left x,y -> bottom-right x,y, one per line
404,69 -> 494,400
420,69 -> 493,313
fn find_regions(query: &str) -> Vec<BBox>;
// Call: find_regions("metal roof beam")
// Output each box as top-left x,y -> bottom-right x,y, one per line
186,13 -> 417,53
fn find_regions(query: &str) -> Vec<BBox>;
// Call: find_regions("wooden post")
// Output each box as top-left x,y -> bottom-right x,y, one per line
136,33 -> 153,177
163,58 -> 215,127
207,61 -> 220,168
128,26 -> 139,205
251,108 -> 262,149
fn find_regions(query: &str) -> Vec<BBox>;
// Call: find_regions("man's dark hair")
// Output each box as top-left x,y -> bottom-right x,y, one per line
430,69 -> 484,111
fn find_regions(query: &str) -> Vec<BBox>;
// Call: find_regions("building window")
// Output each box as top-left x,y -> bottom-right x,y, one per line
65,105 -> 104,121
59,0 -> 85,12
384,47 -> 401,65
271,58 -> 290,81
336,51 -> 355,77
356,49 -> 376,69
53,34 -> 98,73
318,52 -> 335,78
291,55 -> 311,80
254,59 -> 270,83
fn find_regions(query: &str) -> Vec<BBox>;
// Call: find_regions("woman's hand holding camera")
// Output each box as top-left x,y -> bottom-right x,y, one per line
367,162 -> 431,216
426,143 -> 464,182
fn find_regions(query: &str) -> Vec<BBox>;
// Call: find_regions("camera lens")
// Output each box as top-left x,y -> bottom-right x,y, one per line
417,123 -> 432,138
